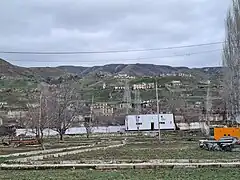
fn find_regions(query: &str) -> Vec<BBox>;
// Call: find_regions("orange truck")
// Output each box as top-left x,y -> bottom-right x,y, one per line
214,127 -> 240,140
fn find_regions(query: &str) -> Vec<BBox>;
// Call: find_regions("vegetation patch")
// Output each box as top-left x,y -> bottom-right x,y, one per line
0,169 -> 240,180
45,140 -> 240,161
0,157 -> 8,163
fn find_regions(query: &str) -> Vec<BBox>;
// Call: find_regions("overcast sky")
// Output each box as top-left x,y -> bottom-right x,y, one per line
0,0 -> 230,67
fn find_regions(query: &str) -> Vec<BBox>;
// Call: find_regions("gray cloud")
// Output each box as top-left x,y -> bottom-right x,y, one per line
0,0 -> 230,67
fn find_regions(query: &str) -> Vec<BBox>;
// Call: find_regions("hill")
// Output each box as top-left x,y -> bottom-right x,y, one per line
29,67 -> 68,79
58,64 -> 223,79
0,58 -> 34,78
0,58 -> 223,79
0,58 -> 224,119
0,58 -> 68,79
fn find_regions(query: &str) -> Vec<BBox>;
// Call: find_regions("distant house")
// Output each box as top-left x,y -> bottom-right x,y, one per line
0,102 -> 7,109
119,102 -> 132,109
197,80 -> 211,88
199,80 -> 211,85
0,102 -> 7,106
114,86 -> 125,90
102,82 -> 106,89
159,73 -> 177,77
194,101 -> 202,108
178,73 -> 192,77
132,83 -> 155,90
170,80 -> 182,87
114,74 -> 135,79
7,111 -> 27,119
159,73 -> 192,77
26,103 -> 39,108
91,103 -> 114,116
141,100 -> 153,107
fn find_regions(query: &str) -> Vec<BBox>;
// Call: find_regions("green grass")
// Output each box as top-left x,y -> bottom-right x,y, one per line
0,157 -> 7,163
0,136 -> 105,155
46,140 -> 240,161
0,169 -> 239,180
0,92 -> 29,106
0,147 -> 41,155
0,78 -> 38,106
0,136 -> 120,156
0,79 -> 37,89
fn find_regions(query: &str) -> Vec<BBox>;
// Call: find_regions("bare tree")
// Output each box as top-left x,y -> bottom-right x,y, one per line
84,113 -> 100,138
25,85 -> 50,149
26,106 -> 44,142
223,0 -> 240,122
84,116 -> 92,138
82,95 -> 99,138
48,82 -> 79,141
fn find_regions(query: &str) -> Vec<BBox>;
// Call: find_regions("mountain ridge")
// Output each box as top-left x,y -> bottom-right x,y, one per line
58,63 -> 223,77
0,58 -> 223,78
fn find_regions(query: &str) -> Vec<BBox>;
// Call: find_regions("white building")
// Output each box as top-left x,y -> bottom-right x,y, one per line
7,111 -> 27,118
0,102 -> 7,106
132,83 -> 155,90
91,103 -> 114,116
170,80 -> 182,87
125,114 -> 175,131
114,74 -> 135,79
102,82 -> 106,89
114,86 -> 125,90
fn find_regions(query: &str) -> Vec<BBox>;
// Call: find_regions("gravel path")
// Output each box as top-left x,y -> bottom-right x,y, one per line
9,141 -> 126,163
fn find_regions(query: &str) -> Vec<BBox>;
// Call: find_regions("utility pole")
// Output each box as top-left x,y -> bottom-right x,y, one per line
43,85 -> 50,138
38,91 -> 42,138
45,96 -> 50,137
155,78 -> 161,141
90,95 -> 94,126
206,80 -> 211,125
204,80 -> 211,136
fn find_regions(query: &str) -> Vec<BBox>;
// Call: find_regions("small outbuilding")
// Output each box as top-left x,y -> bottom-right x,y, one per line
125,114 -> 176,131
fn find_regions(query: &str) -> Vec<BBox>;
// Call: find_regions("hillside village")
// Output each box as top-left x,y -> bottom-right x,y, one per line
0,59 -> 225,129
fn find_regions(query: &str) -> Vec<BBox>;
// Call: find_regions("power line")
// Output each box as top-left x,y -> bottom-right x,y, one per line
0,41 -> 223,55
8,48 -> 222,62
